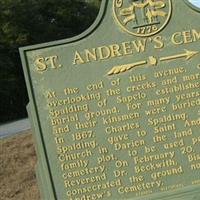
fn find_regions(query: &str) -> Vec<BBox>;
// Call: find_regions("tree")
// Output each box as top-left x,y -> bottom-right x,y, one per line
0,0 -> 101,123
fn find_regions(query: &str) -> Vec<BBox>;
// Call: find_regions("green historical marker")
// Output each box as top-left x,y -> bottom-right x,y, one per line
20,0 -> 200,199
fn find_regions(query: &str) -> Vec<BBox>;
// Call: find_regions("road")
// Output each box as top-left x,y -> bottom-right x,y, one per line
0,118 -> 30,138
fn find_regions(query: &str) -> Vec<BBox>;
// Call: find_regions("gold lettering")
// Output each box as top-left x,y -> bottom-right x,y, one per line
182,31 -> 193,44
35,57 -> 47,71
171,32 -> 183,45
121,42 -> 133,55
153,36 -> 164,49
192,29 -> 200,41
98,46 -> 111,60
109,44 -> 122,57
132,39 -> 147,52
85,48 -> 97,62
45,55 -> 62,69
73,51 -> 85,65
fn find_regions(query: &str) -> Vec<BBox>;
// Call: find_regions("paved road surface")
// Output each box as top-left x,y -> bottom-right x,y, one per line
0,119 -> 30,138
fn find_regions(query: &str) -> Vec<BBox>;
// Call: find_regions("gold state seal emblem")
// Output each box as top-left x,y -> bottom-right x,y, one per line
113,0 -> 172,37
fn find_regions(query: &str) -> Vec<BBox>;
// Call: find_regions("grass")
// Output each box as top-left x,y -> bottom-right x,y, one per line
0,132 -> 40,200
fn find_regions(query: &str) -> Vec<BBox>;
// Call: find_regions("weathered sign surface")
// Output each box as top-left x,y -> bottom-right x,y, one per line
20,1 -> 200,199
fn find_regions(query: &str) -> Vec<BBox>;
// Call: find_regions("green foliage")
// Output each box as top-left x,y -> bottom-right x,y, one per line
0,0 -> 101,123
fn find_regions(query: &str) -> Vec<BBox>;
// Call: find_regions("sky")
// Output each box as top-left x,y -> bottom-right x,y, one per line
188,0 -> 200,7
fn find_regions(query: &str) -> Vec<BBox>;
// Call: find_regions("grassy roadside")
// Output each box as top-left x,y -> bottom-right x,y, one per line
0,132 -> 39,200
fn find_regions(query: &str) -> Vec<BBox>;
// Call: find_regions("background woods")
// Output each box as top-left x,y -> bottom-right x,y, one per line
0,0 -> 101,123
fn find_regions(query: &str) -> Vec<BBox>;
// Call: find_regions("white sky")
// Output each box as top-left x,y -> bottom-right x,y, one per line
188,0 -> 200,7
